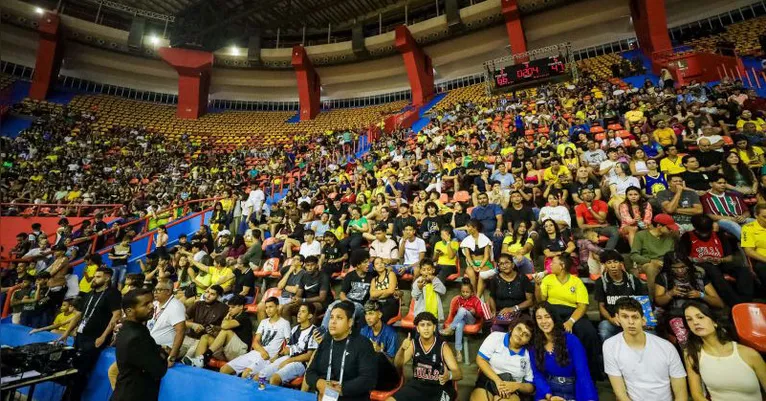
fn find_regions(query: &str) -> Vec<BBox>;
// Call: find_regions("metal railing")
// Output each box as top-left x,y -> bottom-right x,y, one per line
0,202 -> 123,218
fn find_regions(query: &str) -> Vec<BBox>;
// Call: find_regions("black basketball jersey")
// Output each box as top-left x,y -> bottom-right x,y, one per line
412,336 -> 445,388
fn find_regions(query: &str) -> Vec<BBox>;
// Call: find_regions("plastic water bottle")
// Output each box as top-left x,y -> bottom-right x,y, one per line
258,373 -> 266,390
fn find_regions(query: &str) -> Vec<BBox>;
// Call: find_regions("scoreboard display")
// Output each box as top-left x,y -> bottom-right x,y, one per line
492,56 -> 567,89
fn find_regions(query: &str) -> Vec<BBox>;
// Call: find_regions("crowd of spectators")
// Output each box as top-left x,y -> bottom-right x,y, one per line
3,68 -> 766,401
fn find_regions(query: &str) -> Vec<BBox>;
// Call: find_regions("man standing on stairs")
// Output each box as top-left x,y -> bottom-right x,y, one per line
58,268 -> 122,401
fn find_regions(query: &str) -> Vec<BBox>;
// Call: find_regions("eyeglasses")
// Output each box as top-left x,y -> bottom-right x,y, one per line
153,288 -> 171,292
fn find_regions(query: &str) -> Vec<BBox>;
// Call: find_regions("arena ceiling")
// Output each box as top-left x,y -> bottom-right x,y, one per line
31,0 -> 575,50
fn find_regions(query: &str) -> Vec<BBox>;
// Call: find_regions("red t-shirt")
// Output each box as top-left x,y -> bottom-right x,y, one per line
687,231 -> 725,260
575,200 -> 609,225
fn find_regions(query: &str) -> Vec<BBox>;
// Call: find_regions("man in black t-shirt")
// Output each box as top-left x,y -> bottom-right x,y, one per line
285,256 -> 332,319
393,204 -> 417,240
232,258 -> 256,300
184,295 -> 253,367
593,251 -> 647,342
502,191 -> 537,234
570,166 -> 603,205
441,157 -> 465,192
680,155 -> 711,194
321,249 -> 373,331
58,267 -> 122,401
691,140 -> 723,172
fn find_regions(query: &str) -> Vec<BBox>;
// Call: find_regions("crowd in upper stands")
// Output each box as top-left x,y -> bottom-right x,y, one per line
2,61 -> 766,401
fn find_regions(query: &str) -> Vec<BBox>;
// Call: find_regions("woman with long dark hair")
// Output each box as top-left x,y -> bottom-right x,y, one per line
210,201 -> 228,236
500,221 -> 534,275
682,301 -> 766,401
618,186 -> 653,246
369,257 -> 399,324
733,135 -> 765,177
486,253 -> 534,332
654,251 -> 724,346
531,302 -> 598,401
721,151 -> 759,196
537,219 -> 576,274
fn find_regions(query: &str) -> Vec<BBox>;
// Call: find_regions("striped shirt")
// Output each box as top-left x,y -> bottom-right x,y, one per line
700,191 -> 746,217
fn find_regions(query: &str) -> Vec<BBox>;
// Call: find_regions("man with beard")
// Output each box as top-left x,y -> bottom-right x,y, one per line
58,268 -> 122,401
111,288 -> 168,401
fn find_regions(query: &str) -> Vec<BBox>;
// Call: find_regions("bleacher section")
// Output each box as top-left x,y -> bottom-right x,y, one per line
576,53 -> 625,79
686,15 -> 766,56
43,95 -> 409,148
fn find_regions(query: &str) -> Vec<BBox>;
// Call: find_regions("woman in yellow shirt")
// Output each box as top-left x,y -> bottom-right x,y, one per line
734,136 -> 765,173
501,221 -> 535,275
433,227 -> 459,282
562,147 -> 580,172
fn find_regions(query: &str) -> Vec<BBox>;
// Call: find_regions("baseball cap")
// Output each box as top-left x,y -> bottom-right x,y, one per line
652,214 -> 679,231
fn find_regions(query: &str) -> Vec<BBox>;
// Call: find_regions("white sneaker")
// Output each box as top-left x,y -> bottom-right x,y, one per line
190,355 -> 204,368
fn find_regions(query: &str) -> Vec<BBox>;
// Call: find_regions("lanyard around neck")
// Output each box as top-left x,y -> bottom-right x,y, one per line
326,338 -> 350,385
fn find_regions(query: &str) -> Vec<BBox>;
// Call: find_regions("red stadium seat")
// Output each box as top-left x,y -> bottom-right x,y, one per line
732,303 -> 766,352
370,368 -> 404,401
247,288 -> 283,315
255,258 -> 280,278
400,298 -> 416,330
1,285 -> 20,318
453,191 -> 470,203
386,297 -> 403,326
244,287 -> 261,314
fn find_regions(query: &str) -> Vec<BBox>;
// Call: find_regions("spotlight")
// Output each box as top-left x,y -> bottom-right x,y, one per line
149,35 -> 160,46
35,7 -> 44,14
230,46 -> 240,56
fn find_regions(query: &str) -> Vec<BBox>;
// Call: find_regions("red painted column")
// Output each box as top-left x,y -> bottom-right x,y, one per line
29,12 -> 64,100
500,0 -> 527,61
158,47 -> 213,119
292,45 -> 321,121
629,0 -> 672,56
395,25 -> 434,107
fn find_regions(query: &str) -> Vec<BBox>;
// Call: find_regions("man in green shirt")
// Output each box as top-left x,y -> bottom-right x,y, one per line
629,214 -> 679,299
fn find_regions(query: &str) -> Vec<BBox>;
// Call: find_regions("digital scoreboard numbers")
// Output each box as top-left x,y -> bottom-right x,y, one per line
493,56 -> 567,89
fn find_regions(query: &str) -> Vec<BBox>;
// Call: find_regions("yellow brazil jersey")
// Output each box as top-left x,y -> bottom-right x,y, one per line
503,237 -> 533,259
543,166 -> 570,184
556,143 -> 577,157
654,128 -> 676,146
738,147 -> 765,167
625,110 -> 644,123
741,220 -> 766,258
434,240 -> 459,266
210,266 -> 234,291
736,118 -> 765,131
53,311 -> 75,328
79,263 -> 99,292
659,156 -> 686,175
540,274 -> 589,309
